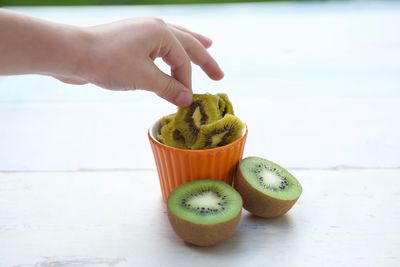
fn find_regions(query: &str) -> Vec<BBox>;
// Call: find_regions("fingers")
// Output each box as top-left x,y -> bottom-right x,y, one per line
160,31 -> 192,91
170,27 -> 224,81
143,60 -> 192,107
168,23 -> 212,48
134,20 -> 224,107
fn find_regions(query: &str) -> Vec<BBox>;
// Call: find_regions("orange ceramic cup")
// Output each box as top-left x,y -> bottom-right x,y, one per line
148,119 -> 248,201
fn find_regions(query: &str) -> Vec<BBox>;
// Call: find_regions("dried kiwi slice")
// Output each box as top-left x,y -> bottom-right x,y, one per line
167,179 -> 243,246
191,114 -> 245,150
157,114 -> 176,144
217,94 -> 226,116
217,93 -> 234,116
174,94 -> 222,147
158,114 -> 176,133
160,123 -> 188,149
157,133 -> 165,144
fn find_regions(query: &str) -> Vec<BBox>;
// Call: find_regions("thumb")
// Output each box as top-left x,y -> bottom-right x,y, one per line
143,62 -> 193,107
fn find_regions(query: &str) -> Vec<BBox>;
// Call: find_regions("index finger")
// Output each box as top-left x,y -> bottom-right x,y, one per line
168,23 -> 213,48
158,29 -> 192,91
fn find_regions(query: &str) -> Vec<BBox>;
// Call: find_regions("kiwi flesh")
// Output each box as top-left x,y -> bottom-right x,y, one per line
217,93 -> 234,116
155,93 -> 243,150
167,179 -> 243,246
160,123 -> 188,149
157,114 -> 176,144
158,114 -> 176,133
191,114 -> 245,150
174,94 -> 222,147
217,94 -> 226,116
234,157 -> 302,218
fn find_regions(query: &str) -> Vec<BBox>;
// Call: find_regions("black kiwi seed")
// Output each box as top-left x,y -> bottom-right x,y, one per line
203,124 -> 236,148
185,100 -> 208,136
255,167 -> 291,191
190,113 -> 244,150
172,129 -> 186,146
177,184 -> 237,217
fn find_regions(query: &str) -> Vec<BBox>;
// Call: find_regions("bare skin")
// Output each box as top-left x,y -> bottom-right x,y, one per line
0,9 -> 224,106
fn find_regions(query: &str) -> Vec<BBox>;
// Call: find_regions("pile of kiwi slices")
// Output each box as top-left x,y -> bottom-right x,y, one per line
156,93 -> 245,149
167,156 -> 302,246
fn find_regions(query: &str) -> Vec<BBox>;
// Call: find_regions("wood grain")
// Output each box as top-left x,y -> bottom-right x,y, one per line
0,99 -> 399,171
0,170 -> 399,267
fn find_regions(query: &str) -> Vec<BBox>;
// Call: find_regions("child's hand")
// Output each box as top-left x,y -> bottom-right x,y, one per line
60,18 -> 224,106
0,10 -> 223,107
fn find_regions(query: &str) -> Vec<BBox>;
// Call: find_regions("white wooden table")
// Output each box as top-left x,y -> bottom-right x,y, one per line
1,2 -> 400,266
1,170 -> 399,267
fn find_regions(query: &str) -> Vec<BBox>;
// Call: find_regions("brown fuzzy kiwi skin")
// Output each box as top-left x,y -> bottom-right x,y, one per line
167,210 -> 242,246
234,168 -> 300,218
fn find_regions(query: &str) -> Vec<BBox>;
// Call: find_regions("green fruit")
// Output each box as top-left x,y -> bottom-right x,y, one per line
160,123 -> 188,149
234,157 -> 302,218
167,179 -> 243,246
217,93 -> 234,116
157,114 -> 176,145
174,94 -> 222,147
158,114 -> 176,133
191,114 -> 245,150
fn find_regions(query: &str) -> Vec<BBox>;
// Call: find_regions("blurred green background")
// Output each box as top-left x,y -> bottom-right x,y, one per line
1,0 -> 294,6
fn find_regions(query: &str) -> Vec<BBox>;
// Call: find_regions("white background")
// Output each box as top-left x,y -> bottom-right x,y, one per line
1,1 -> 399,171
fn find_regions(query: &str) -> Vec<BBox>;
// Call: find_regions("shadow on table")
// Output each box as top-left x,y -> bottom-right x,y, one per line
243,212 -> 294,229
181,211 -> 296,255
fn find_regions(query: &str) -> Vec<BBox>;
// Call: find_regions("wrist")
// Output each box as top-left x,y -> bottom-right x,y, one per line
48,25 -> 94,79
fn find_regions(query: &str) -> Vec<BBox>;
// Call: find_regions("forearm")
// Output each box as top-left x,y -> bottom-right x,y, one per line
0,9 -> 89,77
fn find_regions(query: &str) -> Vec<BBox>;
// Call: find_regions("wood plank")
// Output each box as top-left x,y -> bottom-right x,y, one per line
0,170 -> 399,266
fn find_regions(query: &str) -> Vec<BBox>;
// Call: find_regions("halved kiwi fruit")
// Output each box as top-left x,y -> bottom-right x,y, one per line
174,94 -> 222,147
234,157 -> 302,218
167,179 -> 243,246
191,114 -> 245,150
